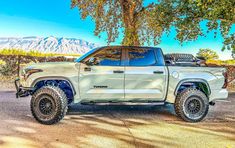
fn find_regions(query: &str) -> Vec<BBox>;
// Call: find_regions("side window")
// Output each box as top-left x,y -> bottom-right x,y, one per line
85,48 -> 121,66
128,48 -> 157,66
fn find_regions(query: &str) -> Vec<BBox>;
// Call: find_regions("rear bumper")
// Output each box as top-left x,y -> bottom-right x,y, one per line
15,78 -> 33,98
209,89 -> 229,102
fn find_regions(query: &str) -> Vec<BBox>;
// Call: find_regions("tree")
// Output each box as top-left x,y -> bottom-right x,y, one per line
71,0 -> 235,53
196,49 -> 219,60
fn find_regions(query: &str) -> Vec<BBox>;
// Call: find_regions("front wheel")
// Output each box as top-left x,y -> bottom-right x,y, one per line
174,88 -> 209,122
31,86 -> 68,125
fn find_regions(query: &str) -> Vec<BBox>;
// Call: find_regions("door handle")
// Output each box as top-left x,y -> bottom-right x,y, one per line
153,71 -> 164,74
113,70 -> 124,73
84,67 -> 91,71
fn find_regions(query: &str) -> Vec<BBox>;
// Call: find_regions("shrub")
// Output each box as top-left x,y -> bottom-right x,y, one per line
0,60 -> 6,65
0,58 -> 17,76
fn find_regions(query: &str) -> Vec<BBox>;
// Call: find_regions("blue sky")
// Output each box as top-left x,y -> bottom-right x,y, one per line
0,0 -> 234,60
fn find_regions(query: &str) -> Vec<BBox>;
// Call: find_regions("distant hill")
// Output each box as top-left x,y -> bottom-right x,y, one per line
0,36 -> 98,54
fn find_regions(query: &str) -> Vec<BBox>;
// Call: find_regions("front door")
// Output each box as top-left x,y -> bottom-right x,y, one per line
79,47 -> 124,102
124,48 -> 167,101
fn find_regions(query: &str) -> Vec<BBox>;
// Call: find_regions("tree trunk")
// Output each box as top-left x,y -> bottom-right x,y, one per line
122,26 -> 140,46
120,0 -> 140,46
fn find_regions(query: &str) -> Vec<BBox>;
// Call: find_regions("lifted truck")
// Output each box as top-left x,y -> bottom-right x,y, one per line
15,46 -> 228,124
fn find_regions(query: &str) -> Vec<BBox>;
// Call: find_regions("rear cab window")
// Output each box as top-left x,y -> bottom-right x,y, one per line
126,48 -> 166,66
128,48 -> 157,66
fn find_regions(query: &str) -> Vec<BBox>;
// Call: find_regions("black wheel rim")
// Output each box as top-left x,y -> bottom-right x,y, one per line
39,97 -> 53,115
34,94 -> 56,120
183,96 -> 205,120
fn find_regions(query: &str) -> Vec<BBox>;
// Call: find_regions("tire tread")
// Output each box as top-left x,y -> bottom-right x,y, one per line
174,88 -> 209,122
31,86 -> 68,125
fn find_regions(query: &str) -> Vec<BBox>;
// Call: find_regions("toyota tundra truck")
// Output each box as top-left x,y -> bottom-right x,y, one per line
15,46 -> 229,125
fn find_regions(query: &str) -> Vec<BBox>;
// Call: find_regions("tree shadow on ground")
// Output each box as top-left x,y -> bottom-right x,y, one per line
0,92 -> 234,147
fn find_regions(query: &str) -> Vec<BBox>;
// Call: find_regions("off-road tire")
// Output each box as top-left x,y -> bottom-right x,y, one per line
31,86 -> 68,125
174,88 -> 209,122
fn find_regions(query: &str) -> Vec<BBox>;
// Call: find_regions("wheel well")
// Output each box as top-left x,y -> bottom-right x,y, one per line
176,81 -> 210,97
33,80 -> 74,104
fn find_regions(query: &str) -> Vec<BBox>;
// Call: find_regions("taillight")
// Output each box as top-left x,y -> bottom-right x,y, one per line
222,70 -> 228,88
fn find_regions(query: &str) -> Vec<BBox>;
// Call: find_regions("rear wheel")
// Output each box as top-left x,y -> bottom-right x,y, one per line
31,86 -> 68,125
174,88 -> 209,122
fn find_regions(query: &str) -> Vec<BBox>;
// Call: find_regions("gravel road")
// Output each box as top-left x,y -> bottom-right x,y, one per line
0,89 -> 234,148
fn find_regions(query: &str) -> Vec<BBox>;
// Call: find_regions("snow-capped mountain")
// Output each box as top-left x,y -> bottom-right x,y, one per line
0,36 -> 99,54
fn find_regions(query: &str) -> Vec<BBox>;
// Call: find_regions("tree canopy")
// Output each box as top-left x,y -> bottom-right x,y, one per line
196,48 -> 219,60
71,0 -> 235,55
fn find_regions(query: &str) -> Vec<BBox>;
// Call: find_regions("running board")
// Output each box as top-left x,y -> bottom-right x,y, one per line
81,101 -> 165,106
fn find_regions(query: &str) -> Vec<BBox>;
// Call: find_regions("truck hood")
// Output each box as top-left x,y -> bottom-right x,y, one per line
25,62 -> 74,68
22,62 -> 78,76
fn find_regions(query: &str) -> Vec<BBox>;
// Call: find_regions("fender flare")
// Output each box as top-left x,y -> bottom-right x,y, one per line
174,78 -> 211,96
31,76 -> 76,95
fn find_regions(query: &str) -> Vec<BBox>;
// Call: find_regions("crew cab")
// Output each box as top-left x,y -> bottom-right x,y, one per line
15,46 -> 228,124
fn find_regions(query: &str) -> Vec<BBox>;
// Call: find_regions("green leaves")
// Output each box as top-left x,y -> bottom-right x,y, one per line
196,48 -> 219,60
165,0 -> 235,56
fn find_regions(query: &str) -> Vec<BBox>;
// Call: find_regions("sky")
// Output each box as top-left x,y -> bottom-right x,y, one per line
0,0 -> 234,60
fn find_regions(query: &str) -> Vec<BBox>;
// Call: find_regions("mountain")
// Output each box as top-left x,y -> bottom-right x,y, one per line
0,36 -> 99,54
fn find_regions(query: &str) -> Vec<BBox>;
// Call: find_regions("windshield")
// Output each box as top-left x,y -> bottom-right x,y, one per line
75,47 -> 100,62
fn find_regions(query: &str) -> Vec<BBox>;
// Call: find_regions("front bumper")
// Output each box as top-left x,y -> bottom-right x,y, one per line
15,78 -> 34,98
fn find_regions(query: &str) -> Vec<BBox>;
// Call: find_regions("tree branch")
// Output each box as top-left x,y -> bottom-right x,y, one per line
134,3 -> 155,18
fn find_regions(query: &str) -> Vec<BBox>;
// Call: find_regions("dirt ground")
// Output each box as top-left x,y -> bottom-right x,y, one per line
0,86 -> 234,148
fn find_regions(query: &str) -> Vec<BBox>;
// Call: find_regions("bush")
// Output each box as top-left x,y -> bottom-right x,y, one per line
0,60 -> 5,65
207,59 -> 235,66
0,64 -> 15,76
0,48 -> 80,57
0,57 -> 18,76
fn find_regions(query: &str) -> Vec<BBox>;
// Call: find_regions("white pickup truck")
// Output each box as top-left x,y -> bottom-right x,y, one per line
15,46 -> 228,124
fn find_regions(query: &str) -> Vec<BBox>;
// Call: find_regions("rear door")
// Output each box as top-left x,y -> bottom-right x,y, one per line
79,47 -> 125,102
124,47 -> 168,101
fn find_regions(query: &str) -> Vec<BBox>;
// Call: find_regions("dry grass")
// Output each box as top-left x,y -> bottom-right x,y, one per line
0,76 -> 15,90
228,82 -> 235,92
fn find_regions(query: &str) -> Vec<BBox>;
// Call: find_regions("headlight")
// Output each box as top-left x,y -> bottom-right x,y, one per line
23,67 -> 43,80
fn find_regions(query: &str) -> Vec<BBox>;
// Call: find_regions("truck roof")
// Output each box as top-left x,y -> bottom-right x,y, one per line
76,46 -> 162,62
99,46 -> 161,50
